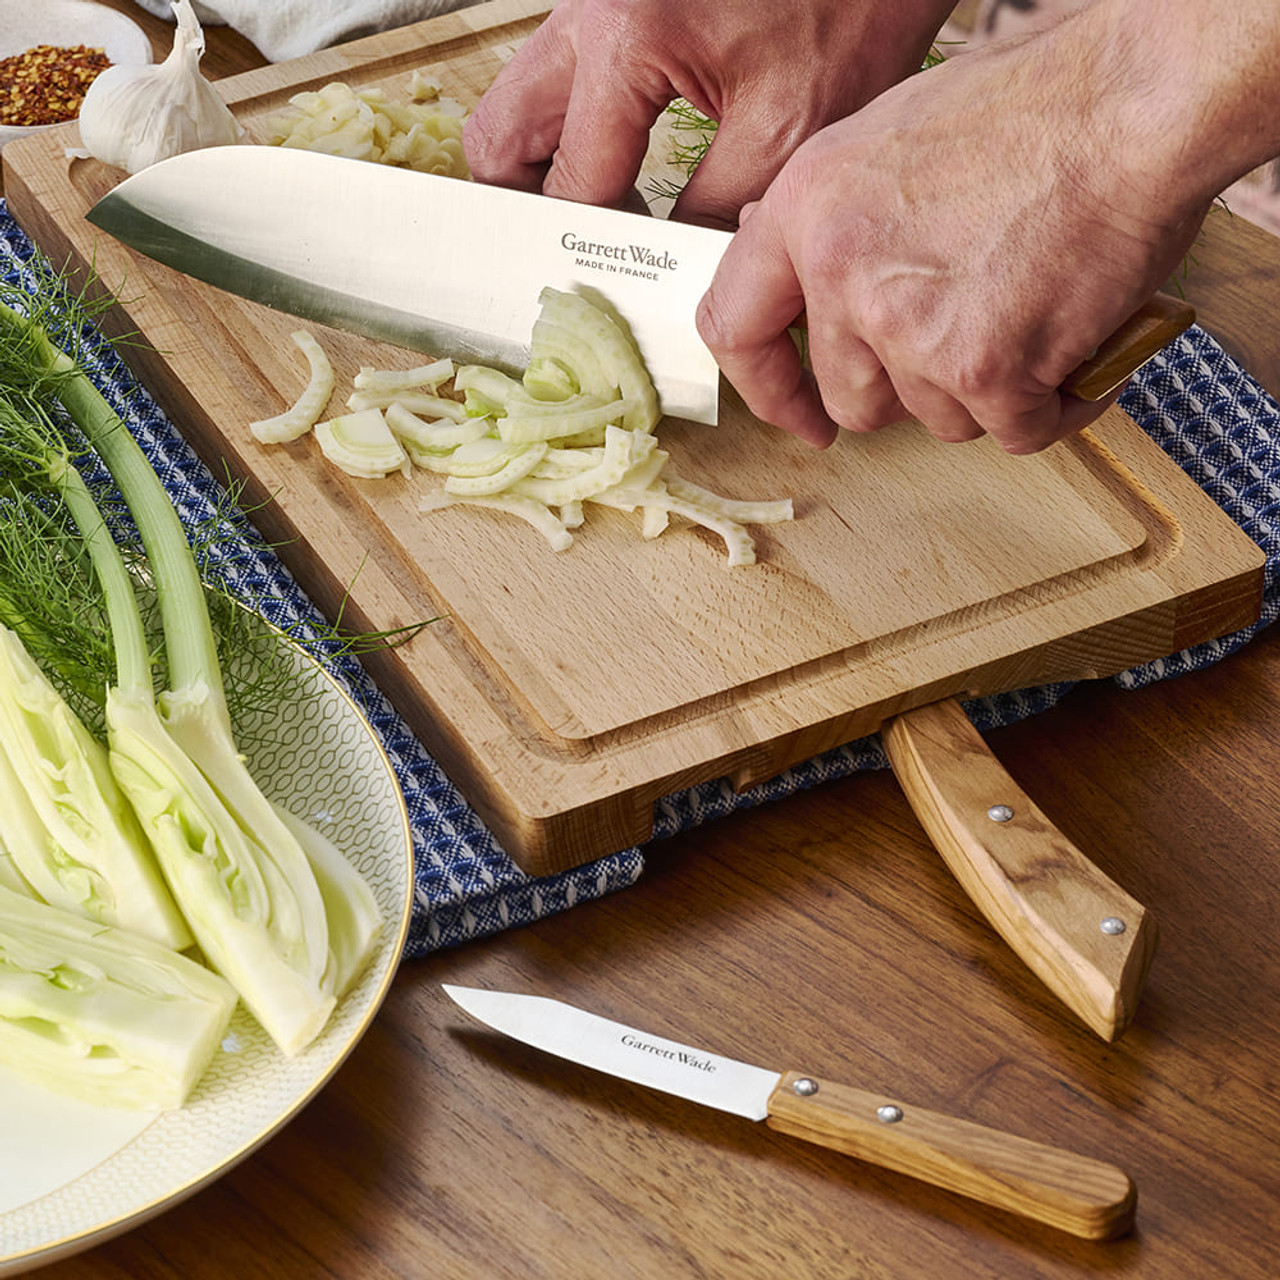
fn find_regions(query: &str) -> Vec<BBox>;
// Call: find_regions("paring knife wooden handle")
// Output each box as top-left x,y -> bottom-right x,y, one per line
766,1070 -> 1136,1240
1062,293 -> 1195,401
881,698 -> 1158,1042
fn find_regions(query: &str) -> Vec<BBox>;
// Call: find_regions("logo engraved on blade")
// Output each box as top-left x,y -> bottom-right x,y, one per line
560,232 -> 681,283
620,1033 -> 717,1074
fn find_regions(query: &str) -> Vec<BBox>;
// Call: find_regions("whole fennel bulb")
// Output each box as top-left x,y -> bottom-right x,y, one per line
78,0 -> 244,174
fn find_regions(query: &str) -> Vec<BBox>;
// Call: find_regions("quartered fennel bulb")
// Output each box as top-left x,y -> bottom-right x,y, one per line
0,884 -> 237,1110
77,0 -> 242,174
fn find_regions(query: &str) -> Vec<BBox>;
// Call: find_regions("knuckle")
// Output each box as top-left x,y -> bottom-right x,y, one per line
694,292 -> 738,354
460,112 -> 500,173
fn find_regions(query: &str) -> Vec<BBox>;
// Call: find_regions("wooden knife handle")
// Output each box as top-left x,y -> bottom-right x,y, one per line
1062,292 -> 1195,401
766,1070 -> 1136,1240
881,697 -> 1157,1042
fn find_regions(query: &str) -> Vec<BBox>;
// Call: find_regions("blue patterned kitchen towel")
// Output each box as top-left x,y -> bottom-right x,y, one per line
2,199 -> 1277,955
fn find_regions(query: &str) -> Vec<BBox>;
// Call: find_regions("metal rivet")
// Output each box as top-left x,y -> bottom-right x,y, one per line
1100,917 -> 1127,936
792,1077 -> 820,1097
877,1104 -> 905,1124
987,804 -> 1014,823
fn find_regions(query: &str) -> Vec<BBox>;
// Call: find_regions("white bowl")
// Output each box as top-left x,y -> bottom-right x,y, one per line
0,0 -> 153,153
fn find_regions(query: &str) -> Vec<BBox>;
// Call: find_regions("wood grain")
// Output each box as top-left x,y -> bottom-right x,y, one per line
764,1069 -> 1138,1239
0,0 -> 1264,876
7,5 -> 1280,1278
883,696 -> 1158,1040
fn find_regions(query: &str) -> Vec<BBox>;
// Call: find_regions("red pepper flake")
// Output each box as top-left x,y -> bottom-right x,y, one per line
0,44 -> 112,128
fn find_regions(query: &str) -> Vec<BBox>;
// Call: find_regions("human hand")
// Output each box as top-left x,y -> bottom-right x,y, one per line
463,0 -> 954,228
696,11 -> 1211,453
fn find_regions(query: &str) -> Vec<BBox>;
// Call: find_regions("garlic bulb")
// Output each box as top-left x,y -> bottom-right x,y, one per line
77,0 -> 244,174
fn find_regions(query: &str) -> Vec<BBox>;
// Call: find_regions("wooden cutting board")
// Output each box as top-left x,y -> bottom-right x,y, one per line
2,0 -> 1264,876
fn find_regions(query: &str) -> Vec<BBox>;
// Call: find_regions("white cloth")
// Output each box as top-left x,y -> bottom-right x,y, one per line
131,0 -> 486,63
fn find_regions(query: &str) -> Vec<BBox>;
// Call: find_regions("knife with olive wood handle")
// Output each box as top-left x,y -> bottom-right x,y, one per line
443,984 -> 1137,1240
882,698 -> 1158,1042
1062,293 -> 1194,400
868,298 -> 1187,1042
86,146 -> 1193,430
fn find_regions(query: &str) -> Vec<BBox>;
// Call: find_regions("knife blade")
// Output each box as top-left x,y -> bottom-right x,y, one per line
85,146 -> 1193,431
84,146 -> 731,425
442,984 -> 1136,1240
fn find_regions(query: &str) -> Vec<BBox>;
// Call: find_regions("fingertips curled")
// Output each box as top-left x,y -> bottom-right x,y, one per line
462,20 -> 577,187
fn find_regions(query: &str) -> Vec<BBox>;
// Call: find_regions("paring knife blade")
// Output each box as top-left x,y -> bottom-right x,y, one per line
84,146 -> 733,425
442,984 -> 1136,1240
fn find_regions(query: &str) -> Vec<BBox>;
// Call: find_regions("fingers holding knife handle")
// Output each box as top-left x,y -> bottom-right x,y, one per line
882,697 -> 1158,1042
766,1071 -> 1136,1240
1063,293 -> 1196,402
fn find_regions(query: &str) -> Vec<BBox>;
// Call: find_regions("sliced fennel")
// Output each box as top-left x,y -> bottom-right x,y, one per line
385,403 -> 490,457
353,357 -> 454,396
250,329 -> 335,444
0,622 -> 191,950
530,288 -> 659,432
264,79 -> 470,178
418,491 -> 574,553
444,443 -> 548,496
0,883 -> 237,1110
248,287 -> 791,564
0,839 -> 30,895
347,388 -> 469,419
315,408 -> 411,479
272,804 -> 382,1000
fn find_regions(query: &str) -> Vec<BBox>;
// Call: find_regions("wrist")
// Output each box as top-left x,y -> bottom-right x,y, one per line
1085,0 -> 1280,214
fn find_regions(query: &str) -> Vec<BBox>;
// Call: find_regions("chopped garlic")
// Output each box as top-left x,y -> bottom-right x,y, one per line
263,79 -> 470,178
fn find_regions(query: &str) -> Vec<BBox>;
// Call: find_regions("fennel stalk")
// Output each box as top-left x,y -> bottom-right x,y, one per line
0,289 -> 380,1056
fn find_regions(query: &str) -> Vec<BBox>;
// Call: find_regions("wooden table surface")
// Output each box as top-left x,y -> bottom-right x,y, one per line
20,6 -> 1280,1278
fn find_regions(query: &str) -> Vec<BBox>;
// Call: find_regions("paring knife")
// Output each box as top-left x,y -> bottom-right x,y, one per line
85,146 -> 1192,428
86,145 -> 1176,1036
442,984 -> 1136,1240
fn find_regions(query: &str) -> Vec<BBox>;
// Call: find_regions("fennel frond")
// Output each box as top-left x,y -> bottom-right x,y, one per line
0,280 -> 381,1056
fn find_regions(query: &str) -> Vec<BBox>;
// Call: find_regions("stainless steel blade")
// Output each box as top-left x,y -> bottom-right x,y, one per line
85,146 -> 733,424
442,984 -> 780,1120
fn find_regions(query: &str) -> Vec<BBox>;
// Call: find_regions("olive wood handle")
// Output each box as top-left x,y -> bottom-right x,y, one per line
1062,293 -> 1195,400
766,1070 -> 1136,1240
881,697 -> 1157,1042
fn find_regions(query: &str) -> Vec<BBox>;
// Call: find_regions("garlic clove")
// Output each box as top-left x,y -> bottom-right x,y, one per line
77,0 -> 243,174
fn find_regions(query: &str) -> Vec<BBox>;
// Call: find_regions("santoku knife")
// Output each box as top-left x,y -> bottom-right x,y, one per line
442,984 -> 1136,1240
85,146 -> 730,425
85,146 -> 1192,427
